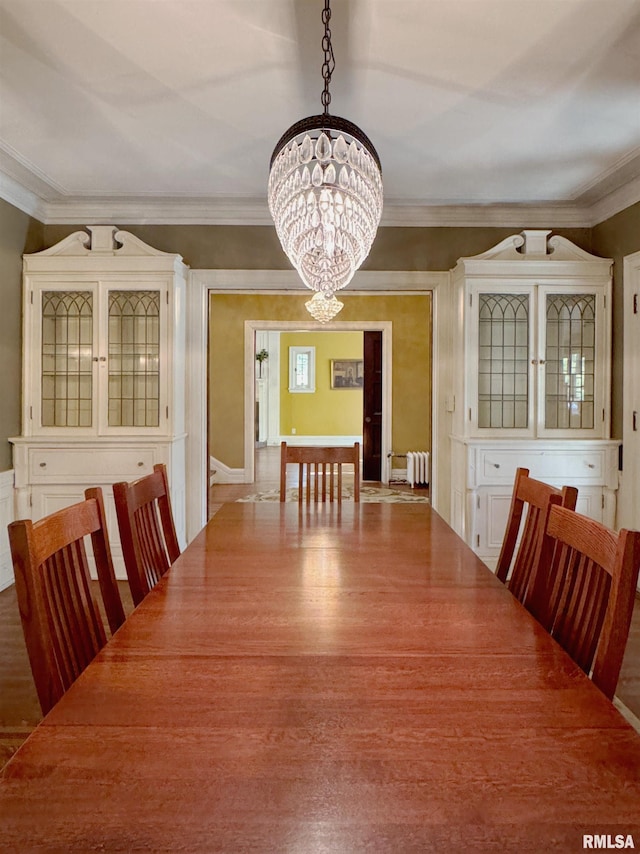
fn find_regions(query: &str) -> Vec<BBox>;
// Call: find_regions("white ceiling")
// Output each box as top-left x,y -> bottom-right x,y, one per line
1,0 -> 639,226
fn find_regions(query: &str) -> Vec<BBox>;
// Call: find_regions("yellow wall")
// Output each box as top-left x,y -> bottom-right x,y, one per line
280,331 -> 363,436
209,293 -> 431,469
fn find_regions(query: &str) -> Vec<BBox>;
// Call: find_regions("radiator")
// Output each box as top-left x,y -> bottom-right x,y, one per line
406,451 -> 430,487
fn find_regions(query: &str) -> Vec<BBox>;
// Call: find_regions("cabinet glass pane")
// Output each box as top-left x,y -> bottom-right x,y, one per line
478,294 -> 529,428
41,291 -> 93,427
108,291 -> 160,427
545,294 -> 595,429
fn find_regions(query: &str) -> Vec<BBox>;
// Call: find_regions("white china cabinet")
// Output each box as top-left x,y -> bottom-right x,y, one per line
11,226 -> 187,573
449,230 -> 619,569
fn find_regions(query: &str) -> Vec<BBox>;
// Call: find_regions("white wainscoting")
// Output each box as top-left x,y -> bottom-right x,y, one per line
0,470 -> 15,591
279,435 -> 362,447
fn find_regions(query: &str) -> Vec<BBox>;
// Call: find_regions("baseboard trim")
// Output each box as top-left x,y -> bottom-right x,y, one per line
209,456 -> 246,485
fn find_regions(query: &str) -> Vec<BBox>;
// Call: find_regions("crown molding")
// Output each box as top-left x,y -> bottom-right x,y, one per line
1,171 -> 638,229
584,173 -> 640,227
378,203 -> 591,228
0,172 -> 46,220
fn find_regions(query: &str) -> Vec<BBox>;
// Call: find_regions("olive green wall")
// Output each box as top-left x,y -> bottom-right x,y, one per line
210,294 -> 431,469
592,201 -> 640,440
0,201 -> 41,471
280,332 -> 363,436
39,224 -> 593,273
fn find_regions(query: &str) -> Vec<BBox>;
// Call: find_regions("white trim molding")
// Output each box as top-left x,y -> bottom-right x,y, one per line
0,470 -> 16,591
619,251 -> 640,549
209,456 -> 245,485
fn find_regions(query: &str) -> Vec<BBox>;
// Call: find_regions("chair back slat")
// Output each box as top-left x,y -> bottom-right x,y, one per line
113,464 -> 181,606
534,504 -> 640,699
552,553 -> 610,672
8,490 -> 124,715
508,502 -> 547,603
280,443 -> 360,504
43,542 -> 106,686
136,502 -> 170,588
85,486 -> 125,634
496,468 -> 577,612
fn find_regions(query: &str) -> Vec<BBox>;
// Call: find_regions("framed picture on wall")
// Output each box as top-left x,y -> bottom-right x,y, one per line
330,359 -> 364,389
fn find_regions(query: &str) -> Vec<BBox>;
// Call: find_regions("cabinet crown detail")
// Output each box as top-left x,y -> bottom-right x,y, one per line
459,230 -> 610,264
27,226 -> 182,259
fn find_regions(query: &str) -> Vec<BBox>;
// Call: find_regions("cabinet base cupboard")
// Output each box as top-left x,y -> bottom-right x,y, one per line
11,226 -> 187,577
449,230 -> 619,569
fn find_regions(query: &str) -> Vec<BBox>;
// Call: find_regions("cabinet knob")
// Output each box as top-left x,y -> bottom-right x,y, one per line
138,461 -> 144,467
493,463 -> 500,469
586,462 -> 595,469
39,462 -> 46,468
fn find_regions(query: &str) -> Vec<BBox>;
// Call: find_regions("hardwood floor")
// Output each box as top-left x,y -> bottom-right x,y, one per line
1,446 -> 639,769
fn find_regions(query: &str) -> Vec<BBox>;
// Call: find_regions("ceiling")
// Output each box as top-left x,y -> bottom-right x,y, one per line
1,0 -> 639,226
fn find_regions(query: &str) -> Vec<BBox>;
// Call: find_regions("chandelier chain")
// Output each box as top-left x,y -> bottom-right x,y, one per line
321,0 -> 335,115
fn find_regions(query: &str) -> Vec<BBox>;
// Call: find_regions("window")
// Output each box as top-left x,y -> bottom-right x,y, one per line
288,346 -> 315,393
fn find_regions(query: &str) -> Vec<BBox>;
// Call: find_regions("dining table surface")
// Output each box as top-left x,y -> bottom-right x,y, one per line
2,501 -> 640,853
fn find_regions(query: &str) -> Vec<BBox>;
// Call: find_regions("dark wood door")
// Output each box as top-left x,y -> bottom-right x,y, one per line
363,330 -> 383,481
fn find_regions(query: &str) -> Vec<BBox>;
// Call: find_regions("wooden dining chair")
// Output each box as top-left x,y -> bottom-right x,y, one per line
495,467 -> 578,609
529,504 -> 640,700
113,463 -> 181,606
8,488 -> 125,715
280,442 -> 360,504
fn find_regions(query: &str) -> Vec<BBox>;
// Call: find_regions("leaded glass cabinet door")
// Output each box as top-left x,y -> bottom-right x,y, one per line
107,290 -> 161,429
31,281 -> 167,435
469,286 -> 535,436
478,292 -> 530,429
37,286 -> 98,433
537,286 -> 608,438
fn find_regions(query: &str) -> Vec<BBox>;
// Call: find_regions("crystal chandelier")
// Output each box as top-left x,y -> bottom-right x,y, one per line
268,0 -> 383,322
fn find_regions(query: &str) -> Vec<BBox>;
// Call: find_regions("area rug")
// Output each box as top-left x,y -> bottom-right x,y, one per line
237,486 -> 429,503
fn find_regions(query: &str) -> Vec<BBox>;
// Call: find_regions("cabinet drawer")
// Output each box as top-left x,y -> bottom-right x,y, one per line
474,448 -> 606,486
29,447 -> 156,483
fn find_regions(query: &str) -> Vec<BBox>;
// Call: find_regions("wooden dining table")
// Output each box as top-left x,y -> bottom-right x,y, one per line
2,502 -> 640,852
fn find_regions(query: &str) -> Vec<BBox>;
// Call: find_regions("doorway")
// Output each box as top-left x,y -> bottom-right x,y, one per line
188,272 -> 444,541
252,328 -> 384,482
363,330 -> 383,480
242,320 -> 393,485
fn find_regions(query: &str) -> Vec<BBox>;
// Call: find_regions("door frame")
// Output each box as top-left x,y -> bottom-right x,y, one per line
186,269 -> 448,542
619,250 -> 640,535
243,320 -> 392,484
